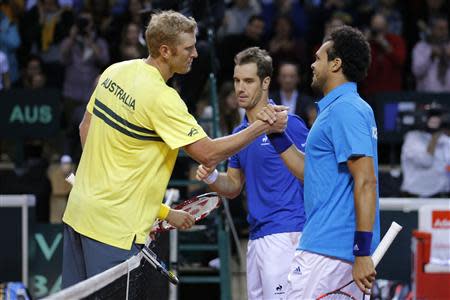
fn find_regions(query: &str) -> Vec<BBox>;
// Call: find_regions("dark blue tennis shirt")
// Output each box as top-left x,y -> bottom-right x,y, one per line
229,109 -> 308,240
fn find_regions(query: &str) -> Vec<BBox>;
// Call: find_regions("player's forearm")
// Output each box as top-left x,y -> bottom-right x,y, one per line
280,146 -> 305,181
353,177 -> 377,232
202,120 -> 269,167
208,173 -> 242,199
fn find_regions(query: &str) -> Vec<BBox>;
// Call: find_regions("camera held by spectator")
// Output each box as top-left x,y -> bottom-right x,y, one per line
400,103 -> 450,198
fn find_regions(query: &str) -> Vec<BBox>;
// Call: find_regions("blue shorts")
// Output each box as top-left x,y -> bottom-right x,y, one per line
61,223 -> 142,288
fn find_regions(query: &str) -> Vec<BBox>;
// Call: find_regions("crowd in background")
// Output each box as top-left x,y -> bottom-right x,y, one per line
0,0 -> 449,222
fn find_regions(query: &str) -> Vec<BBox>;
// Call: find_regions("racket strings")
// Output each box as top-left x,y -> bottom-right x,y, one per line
151,193 -> 221,233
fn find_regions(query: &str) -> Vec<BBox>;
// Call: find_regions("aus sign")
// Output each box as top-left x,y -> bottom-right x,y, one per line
0,88 -> 60,138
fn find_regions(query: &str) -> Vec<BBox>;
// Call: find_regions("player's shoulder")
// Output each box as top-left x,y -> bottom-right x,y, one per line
104,59 -> 136,72
332,94 -> 373,117
287,114 -> 308,130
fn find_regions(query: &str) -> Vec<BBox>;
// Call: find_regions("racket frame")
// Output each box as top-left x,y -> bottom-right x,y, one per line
151,192 -> 222,233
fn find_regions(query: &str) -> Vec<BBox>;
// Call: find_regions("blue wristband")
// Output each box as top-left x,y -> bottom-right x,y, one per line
268,132 -> 293,154
353,231 -> 373,256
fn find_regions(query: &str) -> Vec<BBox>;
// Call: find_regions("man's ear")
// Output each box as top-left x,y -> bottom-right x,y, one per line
160,45 -> 171,59
262,76 -> 271,90
330,57 -> 342,73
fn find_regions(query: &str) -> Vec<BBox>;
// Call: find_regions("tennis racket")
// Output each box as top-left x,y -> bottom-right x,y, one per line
316,222 -> 403,300
141,244 -> 179,285
151,192 -> 222,233
65,174 -> 181,284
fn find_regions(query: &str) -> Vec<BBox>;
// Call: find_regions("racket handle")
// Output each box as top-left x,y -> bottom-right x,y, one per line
372,221 -> 403,267
65,173 -> 76,186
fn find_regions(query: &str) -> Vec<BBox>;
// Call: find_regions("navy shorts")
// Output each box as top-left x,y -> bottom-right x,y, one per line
61,223 -> 142,288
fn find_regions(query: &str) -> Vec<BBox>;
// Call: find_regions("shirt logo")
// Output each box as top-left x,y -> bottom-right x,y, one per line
275,284 -> 284,295
372,127 -> 378,140
261,135 -> 270,146
188,127 -> 199,137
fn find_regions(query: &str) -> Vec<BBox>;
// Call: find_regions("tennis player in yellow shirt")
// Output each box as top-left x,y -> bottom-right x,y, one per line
61,10 -> 288,288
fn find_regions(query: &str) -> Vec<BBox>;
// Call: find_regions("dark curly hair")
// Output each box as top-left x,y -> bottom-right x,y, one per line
324,25 -> 371,83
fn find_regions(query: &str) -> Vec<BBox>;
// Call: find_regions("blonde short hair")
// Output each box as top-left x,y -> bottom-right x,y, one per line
145,10 -> 197,58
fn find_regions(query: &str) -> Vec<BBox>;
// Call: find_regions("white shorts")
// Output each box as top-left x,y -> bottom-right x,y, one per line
247,232 -> 301,300
286,250 -> 370,300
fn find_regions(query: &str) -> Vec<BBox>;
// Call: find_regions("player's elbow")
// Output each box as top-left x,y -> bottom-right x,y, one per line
361,175 -> 377,190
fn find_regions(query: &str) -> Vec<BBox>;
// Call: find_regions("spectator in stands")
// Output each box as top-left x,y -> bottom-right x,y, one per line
377,0 -> 403,35
271,62 -> 316,128
260,0 -> 308,38
0,50 -> 11,90
217,15 -> 265,85
117,22 -> 147,61
19,0 -> 74,87
267,15 -> 308,72
408,0 -> 448,39
106,0 -> 147,51
83,0 -> 113,38
361,12 -> 406,97
0,10 -> 21,84
310,12 -> 353,76
304,0 -> 352,46
401,105 -> 450,198
217,0 -> 261,38
16,55 -> 47,89
60,10 -> 109,165
412,16 -> 450,92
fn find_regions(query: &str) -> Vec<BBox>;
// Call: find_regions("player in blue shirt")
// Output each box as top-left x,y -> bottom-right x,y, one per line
196,47 -> 308,300
258,26 -> 380,299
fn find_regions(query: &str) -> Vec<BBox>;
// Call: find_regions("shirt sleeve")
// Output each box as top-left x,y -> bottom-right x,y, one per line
86,88 -> 97,114
228,152 -> 240,169
286,115 -> 309,153
149,88 -> 207,150
329,102 -> 375,163
86,69 -> 110,113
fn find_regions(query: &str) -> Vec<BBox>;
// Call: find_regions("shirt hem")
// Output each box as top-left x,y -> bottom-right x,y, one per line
250,226 -> 304,240
63,219 -> 136,251
298,246 -> 353,263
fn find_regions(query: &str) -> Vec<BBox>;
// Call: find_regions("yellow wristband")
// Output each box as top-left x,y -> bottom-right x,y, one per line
157,203 -> 170,220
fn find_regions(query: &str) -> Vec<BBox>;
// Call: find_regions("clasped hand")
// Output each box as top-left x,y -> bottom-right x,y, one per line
256,105 -> 289,134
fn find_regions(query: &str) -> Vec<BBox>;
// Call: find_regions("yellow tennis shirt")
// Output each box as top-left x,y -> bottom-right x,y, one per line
63,59 -> 207,250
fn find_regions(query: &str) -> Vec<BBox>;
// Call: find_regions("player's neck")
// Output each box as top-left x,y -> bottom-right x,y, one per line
246,97 -> 269,124
323,76 -> 348,95
144,56 -> 173,82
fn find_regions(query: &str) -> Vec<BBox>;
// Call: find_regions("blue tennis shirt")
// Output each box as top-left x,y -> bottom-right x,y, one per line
299,82 -> 380,262
229,110 -> 308,240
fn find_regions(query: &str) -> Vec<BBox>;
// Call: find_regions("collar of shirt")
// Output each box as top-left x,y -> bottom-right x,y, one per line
240,99 -> 276,127
316,82 -> 357,114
